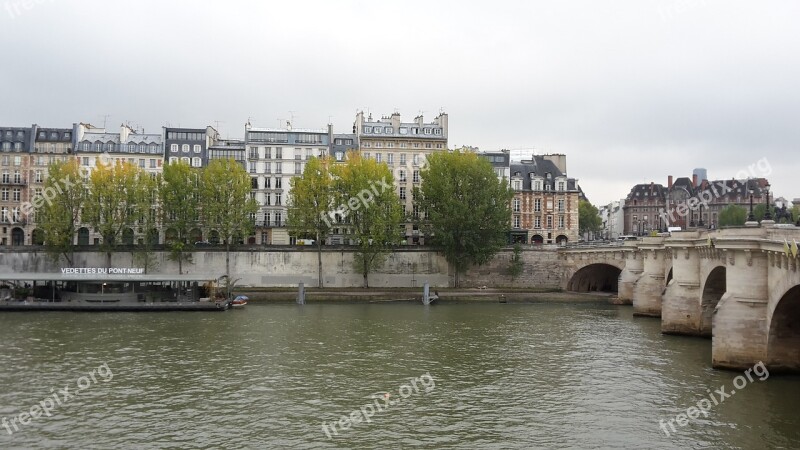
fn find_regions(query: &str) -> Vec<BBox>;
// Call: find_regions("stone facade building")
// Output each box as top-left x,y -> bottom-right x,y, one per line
0,126 -> 34,246
244,123 -> 330,245
353,111 -> 448,244
29,126 -> 74,245
507,154 -> 580,245
623,174 -> 770,235
75,123 -> 163,176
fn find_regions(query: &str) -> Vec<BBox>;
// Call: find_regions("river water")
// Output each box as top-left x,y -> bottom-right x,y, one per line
1,302 -> 798,449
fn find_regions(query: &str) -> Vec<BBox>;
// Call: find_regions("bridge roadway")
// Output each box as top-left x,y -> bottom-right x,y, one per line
559,223 -> 800,373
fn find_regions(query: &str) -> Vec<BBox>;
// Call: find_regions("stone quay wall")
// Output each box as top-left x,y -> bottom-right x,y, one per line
0,246 -> 567,289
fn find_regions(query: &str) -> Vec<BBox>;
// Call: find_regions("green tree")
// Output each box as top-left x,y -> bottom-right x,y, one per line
718,204 -> 748,227
83,160 -> 155,267
507,244 -> 524,281
332,152 -> 404,288
200,158 -> 258,297
133,183 -> 161,274
414,150 -> 514,287
35,159 -> 86,264
161,162 -> 200,274
287,155 -> 336,287
792,205 -> 800,224
578,200 -> 602,240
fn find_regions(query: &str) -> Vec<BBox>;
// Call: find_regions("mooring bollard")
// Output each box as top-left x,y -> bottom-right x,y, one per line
297,282 -> 305,305
423,282 -> 430,305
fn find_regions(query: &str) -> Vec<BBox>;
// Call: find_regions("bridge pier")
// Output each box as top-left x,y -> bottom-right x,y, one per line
712,233 -> 770,370
662,232 -> 703,335
616,250 -> 642,305
633,238 -> 666,317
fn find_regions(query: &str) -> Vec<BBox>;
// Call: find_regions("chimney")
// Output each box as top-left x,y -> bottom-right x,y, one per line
692,174 -> 698,187
668,175 -> 673,189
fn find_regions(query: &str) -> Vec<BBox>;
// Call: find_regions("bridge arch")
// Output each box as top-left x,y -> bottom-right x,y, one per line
767,284 -> 800,373
700,266 -> 726,337
567,263 -> 622,293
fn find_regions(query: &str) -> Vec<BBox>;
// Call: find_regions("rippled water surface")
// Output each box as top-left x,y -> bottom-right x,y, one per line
1,302 -> 799,449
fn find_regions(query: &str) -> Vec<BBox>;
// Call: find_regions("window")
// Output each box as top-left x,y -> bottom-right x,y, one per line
34,170 -> 42,183
169,157 -> 178,165
275,178 -> 282,188
275,162 -> 282,174
513,180 -> 521,191
400,143 -> 407,148
374,142 -> 382,148
182,144 -> 190,153
275,147 -> 282,159
399,170 -> 406,182
82,157 -> 90,166
249,162 -> 256,173
249,148 -> 259,159
295,162 -> 302,174
251,178 -> 259,189
534,216 -> 541,228
306,149 -> 313,160
413,154 -> 420,166
413,204 -> 420,219
513,216 -> 521,228
13,156 -> 20,166
192,157 -> 201,167
425,143 -> 432,149
557,181 -> 565,191
412,170 -> 420,183
139,159 -> 145,168
1,188 -> 7,201
12,188 -> 20,202
264,177 -> 271,189
546,216 -> 553,228
513,198 -> 521,212
194,145 -> 201,153
375,153 -> 382,163
150,159 -> 157,169
373,127 -> 382,134
399,127 -> 408,135
411,127 -> 419,135
534,198 -> 542,212
181,157 -> 190,165
399,187 -> 406,200
171,144 -> 178,153
436,144 -> 443,149
434,128 -> 442,135
363,152 -> 370,160
534,181 -> 542,191
557,199 -> 565,212
387,153 -> 394,164
400,154 -> 406,165
265,193 -> 271,205
558,216 -> 565,228
275,194 -> 281,206
363,126 -> 372,133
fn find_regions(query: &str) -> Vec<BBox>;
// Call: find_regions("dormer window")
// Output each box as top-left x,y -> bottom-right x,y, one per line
363,126 -> 372,133
513,180 -> 522,191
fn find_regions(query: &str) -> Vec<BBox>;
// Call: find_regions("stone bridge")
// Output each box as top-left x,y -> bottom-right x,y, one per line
559,225 -> 800,373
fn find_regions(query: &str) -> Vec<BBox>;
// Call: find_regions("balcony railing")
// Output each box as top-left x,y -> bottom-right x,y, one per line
0,178 -> 27,186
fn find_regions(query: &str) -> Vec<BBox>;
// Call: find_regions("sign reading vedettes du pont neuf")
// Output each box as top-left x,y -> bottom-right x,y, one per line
60,268 -> 145,275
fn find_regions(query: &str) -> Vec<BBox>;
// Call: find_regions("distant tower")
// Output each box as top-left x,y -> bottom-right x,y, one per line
693,168 -> 708,183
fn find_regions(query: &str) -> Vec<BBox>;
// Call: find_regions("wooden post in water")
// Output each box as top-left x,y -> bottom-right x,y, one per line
297,282 -> 305,305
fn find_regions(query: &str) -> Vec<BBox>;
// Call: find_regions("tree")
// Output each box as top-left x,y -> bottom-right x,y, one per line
507,244 -> 524,281
332,152 -> 404,288
414,150 -> 513,287
286,155 -> 336,288
578,200 -> 602,240
200,158 -> 258,297
718,204 -> 748,227
161,162 -> 200,274
83,160 -> 155,268
35,159 -> 86,265
132,183 -> 161,274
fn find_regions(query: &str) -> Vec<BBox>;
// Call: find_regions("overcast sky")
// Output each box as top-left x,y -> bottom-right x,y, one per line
2,0 -> 798,205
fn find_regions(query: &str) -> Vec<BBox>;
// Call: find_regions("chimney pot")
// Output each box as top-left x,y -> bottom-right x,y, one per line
692,174 -> 698,188
668,175 -> 673,189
